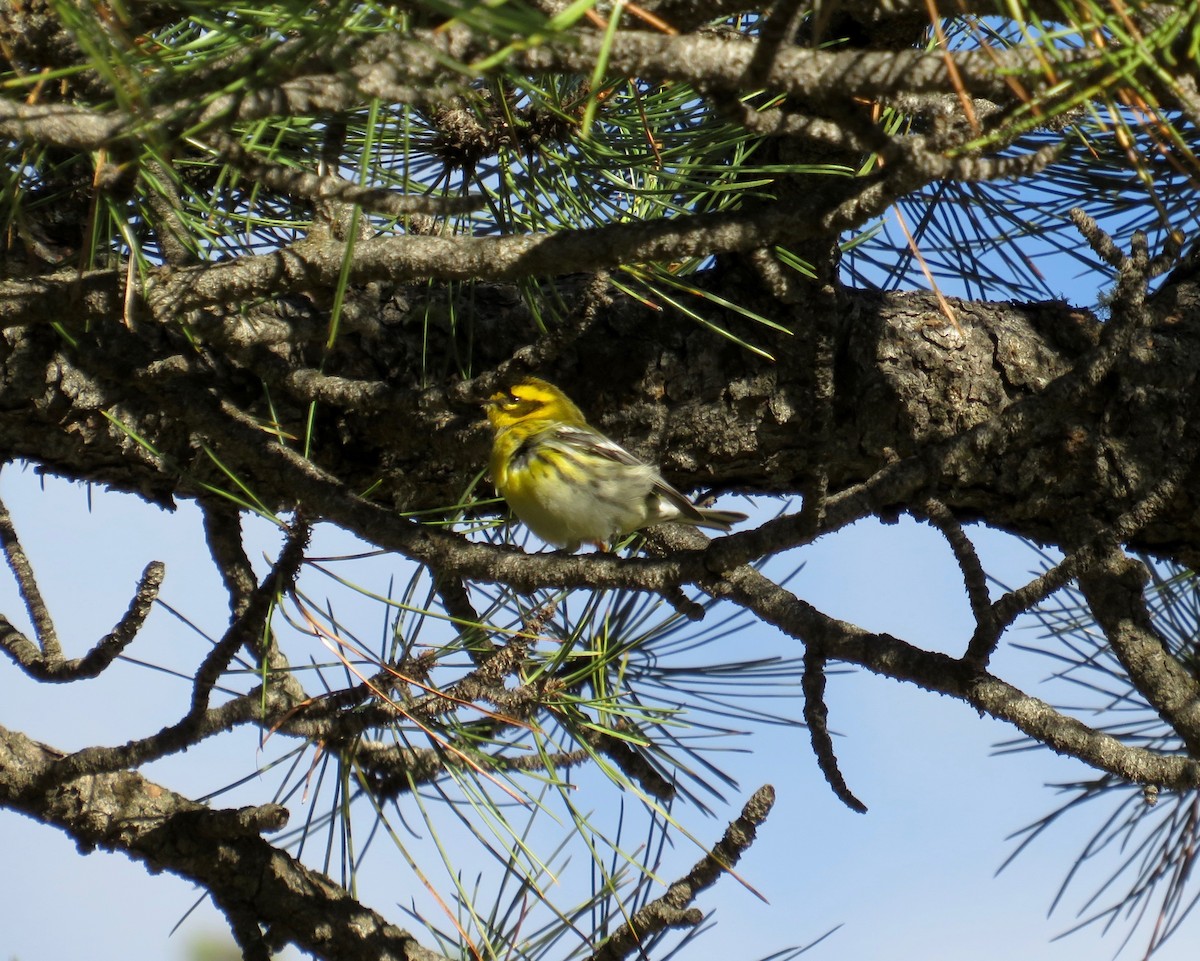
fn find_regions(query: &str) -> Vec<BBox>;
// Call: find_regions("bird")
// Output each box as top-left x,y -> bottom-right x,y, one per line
484,376 -> 747,551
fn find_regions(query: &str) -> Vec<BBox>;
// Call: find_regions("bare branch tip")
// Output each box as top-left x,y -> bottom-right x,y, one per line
1069,207 -> 1124,268
803,649 -> 869,813
744,783 -> 776,822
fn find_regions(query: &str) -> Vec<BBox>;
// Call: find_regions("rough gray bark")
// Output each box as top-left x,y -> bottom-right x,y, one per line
3,266 -> 1197,562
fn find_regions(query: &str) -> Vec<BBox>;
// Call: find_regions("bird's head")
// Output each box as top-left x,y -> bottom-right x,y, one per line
484,377 -> 587,431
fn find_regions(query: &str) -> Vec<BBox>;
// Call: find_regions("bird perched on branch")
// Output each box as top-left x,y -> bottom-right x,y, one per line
484,376 -> 747,552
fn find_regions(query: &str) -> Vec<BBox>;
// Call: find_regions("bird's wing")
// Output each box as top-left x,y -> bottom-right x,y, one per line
547,424 -> 707,522
548,423 -> 646,467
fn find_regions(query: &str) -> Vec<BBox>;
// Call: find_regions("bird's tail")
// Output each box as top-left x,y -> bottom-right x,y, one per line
687,508 -> 749,533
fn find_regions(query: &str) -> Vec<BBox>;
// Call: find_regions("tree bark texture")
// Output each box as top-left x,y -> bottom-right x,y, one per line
2,265 -> 1197,565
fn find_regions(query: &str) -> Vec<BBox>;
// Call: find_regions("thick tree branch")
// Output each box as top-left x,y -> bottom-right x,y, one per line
20,263 -> 1198,566
469,32 -> 1087,106
0,724 -> 453,961
1079,550 -> 1200,756
702,556 -> 1200,791
143,198 -> 872,314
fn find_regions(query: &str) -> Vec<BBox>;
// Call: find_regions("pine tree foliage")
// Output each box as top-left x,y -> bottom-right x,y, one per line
2,2 -> 1200,960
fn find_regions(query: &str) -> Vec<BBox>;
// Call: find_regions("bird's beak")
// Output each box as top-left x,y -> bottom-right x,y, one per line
481,389 -> 510,410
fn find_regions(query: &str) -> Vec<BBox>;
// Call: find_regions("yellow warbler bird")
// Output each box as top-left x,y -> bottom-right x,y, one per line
484,377 -> 747,551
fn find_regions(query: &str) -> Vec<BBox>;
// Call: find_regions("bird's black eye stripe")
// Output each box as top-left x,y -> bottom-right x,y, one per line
503,393 -> 545,415
510,435 -> 537,469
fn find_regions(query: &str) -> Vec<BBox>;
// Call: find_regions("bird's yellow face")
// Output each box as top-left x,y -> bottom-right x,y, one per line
485,377 -> 586,431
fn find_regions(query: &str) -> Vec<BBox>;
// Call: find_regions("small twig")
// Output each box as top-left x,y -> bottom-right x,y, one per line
189,516 -> 310,721
141,158 -> 199,267
921,500 -> 990,621
943,143 -> 1061,183
0,491 -> 60,657
1149,229 -> 1185,278
0,560 -> 165,682
55,518 -> 311,777
440,635 -> 533,714
173,803 -> 290,839
434,570 -> 498,662
201,499 -> 305,703
759,0 -> 807,52
54,681 -> 289,776
315,116 -> 351,234
980,456 -> 1194,658
916,500 -> 997,665
221,900 -> 274,961
659,582 -> 706,621
802,646 -> 867,813
204,131 -> 484,220
1079,548 -> 1200,756
712,95 -> 878,151
1070,207 -> 1126,269
639,526 -> 718,618
201,499 -> 257,618
74,561 -> 168,676
349,742 -> 455,799
589,784 -> 776,961
746,245 -> 807,305
579,723 -> 677,802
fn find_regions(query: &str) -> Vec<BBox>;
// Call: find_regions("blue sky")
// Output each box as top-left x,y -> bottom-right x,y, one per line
1,464 -> 1194,961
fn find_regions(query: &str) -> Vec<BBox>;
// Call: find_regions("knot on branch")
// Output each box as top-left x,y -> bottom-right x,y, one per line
173,803 -> 290,839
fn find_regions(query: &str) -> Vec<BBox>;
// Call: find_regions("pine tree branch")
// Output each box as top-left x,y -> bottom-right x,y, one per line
589,785 -> 776,961
0,723 -> 454,961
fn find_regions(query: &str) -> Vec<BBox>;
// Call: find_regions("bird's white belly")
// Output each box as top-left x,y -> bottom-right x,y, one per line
506,459 -> 656,548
